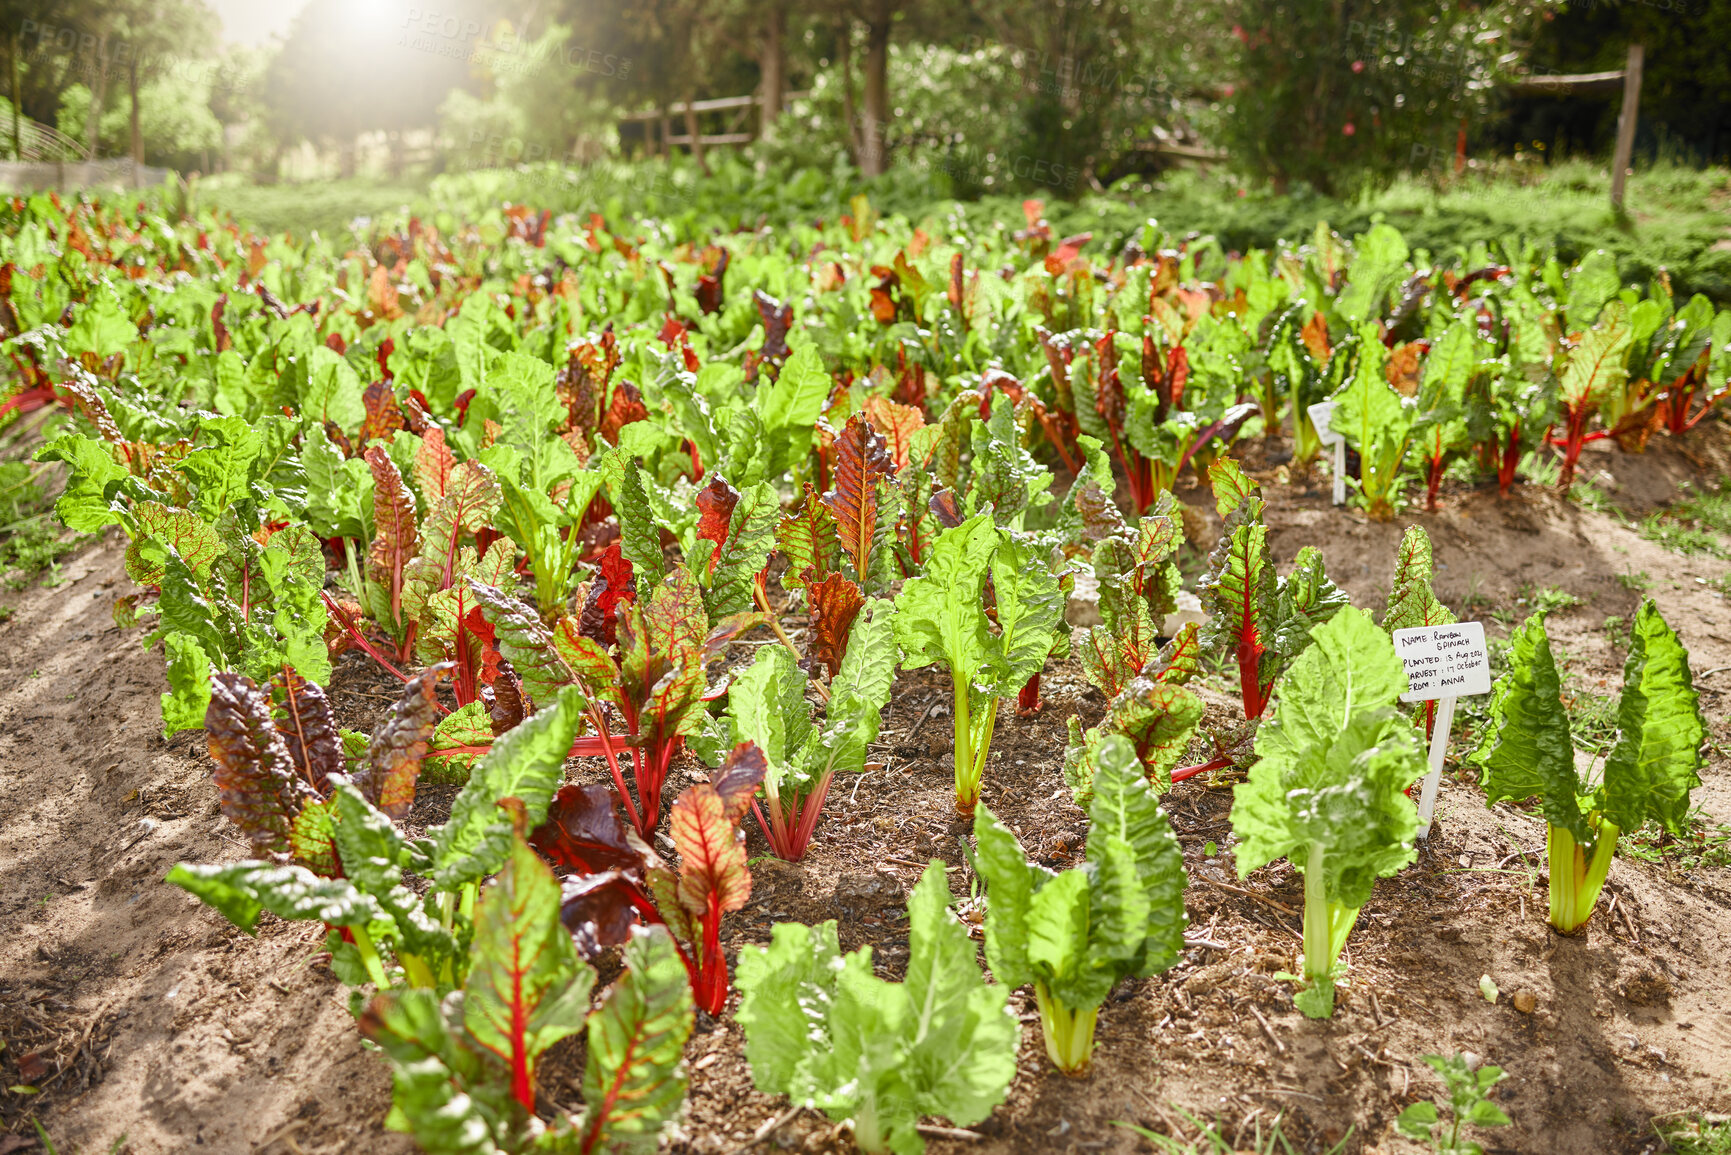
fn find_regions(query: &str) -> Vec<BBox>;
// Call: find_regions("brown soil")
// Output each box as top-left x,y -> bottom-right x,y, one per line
2,428 -> 1728,1155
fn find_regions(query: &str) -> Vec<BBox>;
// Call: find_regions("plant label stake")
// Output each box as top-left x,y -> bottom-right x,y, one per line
1306,400 -> 1345,505
1394,621 -> 1492,838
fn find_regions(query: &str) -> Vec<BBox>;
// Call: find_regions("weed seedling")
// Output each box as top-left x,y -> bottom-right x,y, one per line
1396,1054 -> 1511,1155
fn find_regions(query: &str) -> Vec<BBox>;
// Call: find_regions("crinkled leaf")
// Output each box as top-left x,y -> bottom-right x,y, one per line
429,685 -> 585,890
575,925 -> 695,1155
359,663 -> 448,820
1601,601 -> 1704,836
1468,613 -> 1587,842
205,671 -> 316,855
807,572 -> 865,681
669,782 -> 751,920
1382,525 -> 1456,633
824,413 -> 896,580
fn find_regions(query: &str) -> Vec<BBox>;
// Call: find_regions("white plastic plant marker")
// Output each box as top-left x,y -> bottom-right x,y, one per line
1393,622 -> 1493,838
1306,400 -> 1345,506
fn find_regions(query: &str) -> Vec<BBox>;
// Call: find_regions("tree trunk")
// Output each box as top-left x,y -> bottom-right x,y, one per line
860,0 -> 892,178
85,37 -> 107,157
11,34 -> 21,161
128,57 -> 141,182
684,89 -> 707,174
837,20 -> 859,166
758,3 -> 785,143
658,111 -> 671,159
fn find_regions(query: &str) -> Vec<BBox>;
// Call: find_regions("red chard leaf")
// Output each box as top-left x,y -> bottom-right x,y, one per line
205,672 -> 316,856
359,662 -> 448,819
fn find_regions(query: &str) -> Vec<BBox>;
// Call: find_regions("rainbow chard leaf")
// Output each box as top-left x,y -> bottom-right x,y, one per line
364,446 -> 420,637
735,863 -> 1017,1155
805,571 -> 865,681
614,568 -> 712,836
823,412 -> 897,587
1064,677 -> 1204,802
1198,459 -> 1276,719
1199,460 -> 1345,721
470,580 -> 579,709
358,836 -> 671,1154
465,833 -> 594,1112
701,477 -> 778,619
204,671 -> 318,855
427,685 -> 586,890
355,662 -> 448,820
1381,525 -> 1456,634
662,765 -> 762,1015
573,926 -> 695,1155
776,482 -> 843,594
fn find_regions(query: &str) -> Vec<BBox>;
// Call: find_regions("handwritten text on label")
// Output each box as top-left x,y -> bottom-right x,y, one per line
1393,621 -> 1492,703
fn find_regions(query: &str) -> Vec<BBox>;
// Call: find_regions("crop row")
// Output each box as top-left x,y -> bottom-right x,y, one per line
0,190 -> 1716,1153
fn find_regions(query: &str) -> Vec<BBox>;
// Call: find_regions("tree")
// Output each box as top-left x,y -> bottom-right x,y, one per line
1219,0 -> 1535,194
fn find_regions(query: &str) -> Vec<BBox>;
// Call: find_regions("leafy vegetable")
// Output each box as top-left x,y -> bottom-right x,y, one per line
735,862 -> 1018,1153
894,512 -> 1064,812
1229,606 -> 1426,1016
971,734 -> 1187,1072
1469,602 -> 1704,932
1198,459 -> 1347,722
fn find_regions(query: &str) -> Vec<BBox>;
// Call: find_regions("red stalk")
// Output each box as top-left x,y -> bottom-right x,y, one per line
751,769 -> 838,861
1017,672 -> 1043,715
1496,422 -> 1521,498
320,591 -> 445,709
1170,755 -> 1234,783
588,705 -> 643,834
695,891 -> 727,1015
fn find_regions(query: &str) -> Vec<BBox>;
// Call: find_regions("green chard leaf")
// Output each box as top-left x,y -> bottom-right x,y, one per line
428,686 -> 585,890
1382,525 -> 1456,633
1468,613 -> 1586,842
574,925 -> 695,1155
734,863 -> 1015,1155
1600,600 -> 1704,836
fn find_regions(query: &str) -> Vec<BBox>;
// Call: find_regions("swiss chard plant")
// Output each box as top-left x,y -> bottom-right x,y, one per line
1468,602 -> 1704,934
1328,326 -> 1419,518
1549,300 -> 1634,490
534,748 -> 765,1016
475,565 -> 756,838
1198,458 -> 1349,723
1229,606 -> 1428,1017
169,672 -> 587,991
698,599 -> 897,860
971,734 -> 1187,1073
894,511 -> 1065,813
734,862 -> 1019,1154
360,835 -> 695,1155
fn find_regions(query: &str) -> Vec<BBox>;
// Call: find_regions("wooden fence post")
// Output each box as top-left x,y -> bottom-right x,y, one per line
1610,44 -> 1643,210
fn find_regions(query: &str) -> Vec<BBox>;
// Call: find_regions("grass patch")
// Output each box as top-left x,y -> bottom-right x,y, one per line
1113,1111 -> 1352,1154
1653,1112 -> 1731,1154
0,460 -> 85,590
194,175 -> 429,242
1621,811 -> 1731,873
1640,480 -> 1731,560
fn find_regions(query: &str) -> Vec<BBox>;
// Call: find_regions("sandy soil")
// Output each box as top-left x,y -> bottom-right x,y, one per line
2,427 -> 1728,1155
